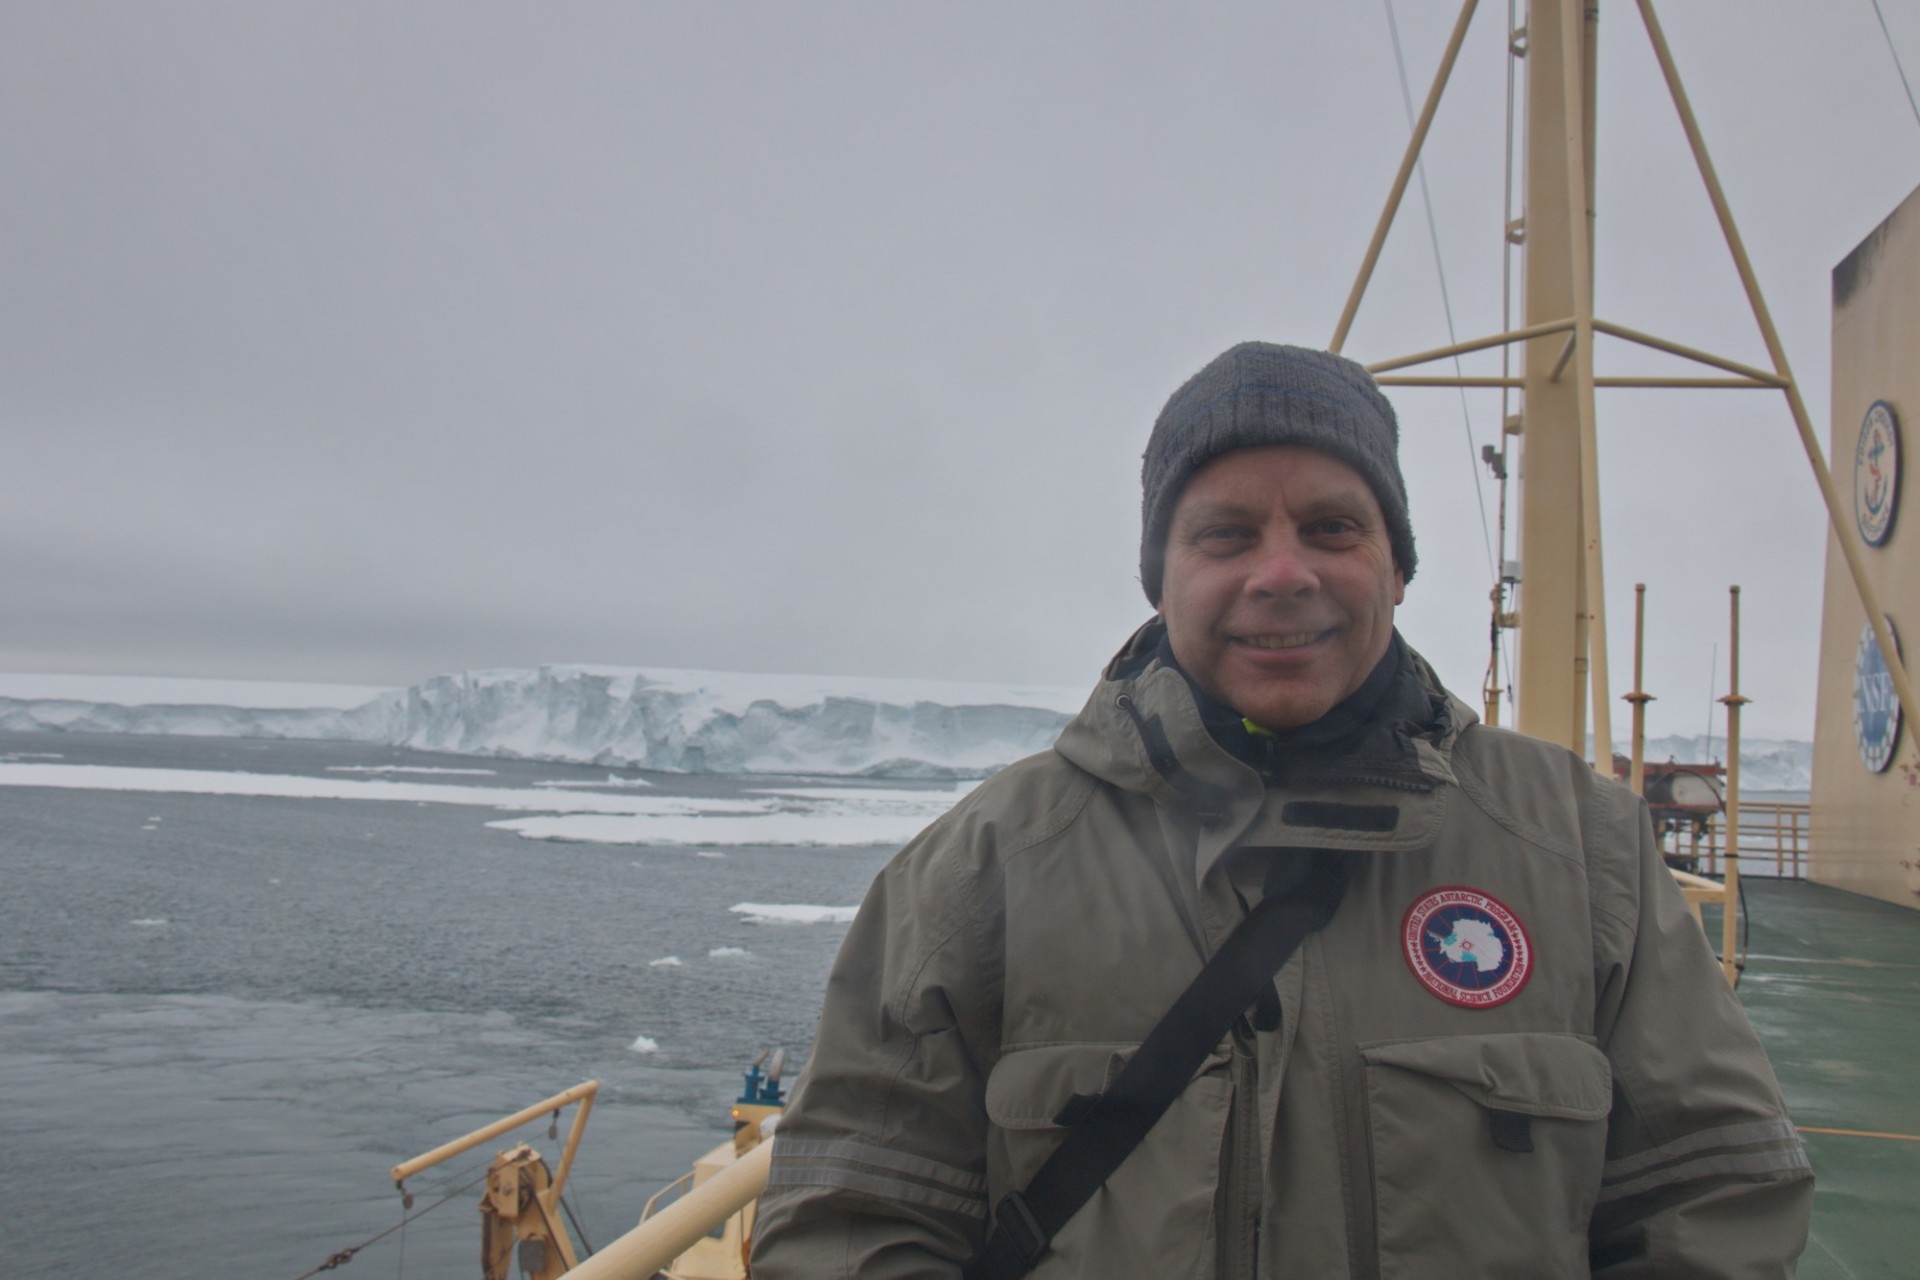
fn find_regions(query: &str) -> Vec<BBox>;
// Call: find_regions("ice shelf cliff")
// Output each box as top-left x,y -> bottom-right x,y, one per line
0,668 -> 1815,787
0,667 -> 1085,780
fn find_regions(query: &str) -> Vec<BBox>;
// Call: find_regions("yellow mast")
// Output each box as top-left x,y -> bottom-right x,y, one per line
1515,0 -> 1607,758
1330,0 -> 1918,761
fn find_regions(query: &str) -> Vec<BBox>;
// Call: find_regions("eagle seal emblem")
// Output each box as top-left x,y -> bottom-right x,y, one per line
1854,400 -> 1901,548
1402,886 -> 1532,1008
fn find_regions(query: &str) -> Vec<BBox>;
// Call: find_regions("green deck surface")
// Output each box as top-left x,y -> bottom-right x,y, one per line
1705,880 -> 1920,1279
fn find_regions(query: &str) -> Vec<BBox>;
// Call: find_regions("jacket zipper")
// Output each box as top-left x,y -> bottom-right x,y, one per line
1219,1020 -> 1262,1279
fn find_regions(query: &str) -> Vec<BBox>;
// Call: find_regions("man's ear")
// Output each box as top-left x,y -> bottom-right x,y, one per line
1393,572 -> 1406,606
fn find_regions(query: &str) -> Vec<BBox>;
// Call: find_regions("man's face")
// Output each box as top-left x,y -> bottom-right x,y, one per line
1159,445 -> 1405,729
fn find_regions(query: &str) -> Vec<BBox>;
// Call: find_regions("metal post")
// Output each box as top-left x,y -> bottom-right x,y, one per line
1720,585 -> 1748,987
392,1081 -> 600,1185
1330,0 -> 1484,353
1633,0 -> 1917,741
1625,582 -> 1653,794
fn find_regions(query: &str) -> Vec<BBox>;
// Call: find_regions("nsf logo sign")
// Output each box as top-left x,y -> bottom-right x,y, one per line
1854,401 -> 1901,547
1854,619 -> 1904,774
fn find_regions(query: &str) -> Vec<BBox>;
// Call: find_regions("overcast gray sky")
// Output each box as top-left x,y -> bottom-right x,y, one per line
5,1 -> 1917,740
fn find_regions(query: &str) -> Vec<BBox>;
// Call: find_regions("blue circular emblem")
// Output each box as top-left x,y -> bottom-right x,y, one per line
1402,887 -> 1532,1008
1854,618 -> 1904,774
1854,401 -> 1901,547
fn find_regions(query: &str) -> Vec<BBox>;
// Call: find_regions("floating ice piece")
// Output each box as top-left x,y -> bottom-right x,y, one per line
708,946 -> 750,958
628,1035 -> 660,1054
648,956 -> 683,967
729,903 -> 858,926
533,774 -> 654,789
488,812 -> 920,847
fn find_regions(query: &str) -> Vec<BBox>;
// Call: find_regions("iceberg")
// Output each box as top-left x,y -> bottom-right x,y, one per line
1608,734 -> 1814,793
0,665 -> 1082,781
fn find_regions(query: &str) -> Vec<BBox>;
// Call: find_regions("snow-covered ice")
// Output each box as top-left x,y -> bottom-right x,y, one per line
0,673 -> 392,708
0,762 -> 972,847
628,1035 -> 660,1054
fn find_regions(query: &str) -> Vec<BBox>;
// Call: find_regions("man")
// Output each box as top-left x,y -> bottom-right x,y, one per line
752,343 -> 1812,1277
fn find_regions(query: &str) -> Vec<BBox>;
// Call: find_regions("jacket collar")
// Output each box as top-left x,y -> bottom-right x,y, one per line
1055,619 -> 1468,872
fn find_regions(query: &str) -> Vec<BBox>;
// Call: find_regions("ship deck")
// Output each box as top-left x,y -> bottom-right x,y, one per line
1711,878 -> 1920,1278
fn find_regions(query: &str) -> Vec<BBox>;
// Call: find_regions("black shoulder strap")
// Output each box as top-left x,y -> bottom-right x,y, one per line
964,852 -> 1351,1280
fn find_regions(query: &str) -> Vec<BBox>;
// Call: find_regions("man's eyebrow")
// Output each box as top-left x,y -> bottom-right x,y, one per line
1172,499 -> 1259,529
1295,491 -> 1377,521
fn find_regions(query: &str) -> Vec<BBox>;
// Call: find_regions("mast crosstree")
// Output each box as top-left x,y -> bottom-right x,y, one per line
1331,0 -> 1918,761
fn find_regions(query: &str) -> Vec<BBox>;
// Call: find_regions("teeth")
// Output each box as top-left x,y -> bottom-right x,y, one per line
1241,632 -> 1323,650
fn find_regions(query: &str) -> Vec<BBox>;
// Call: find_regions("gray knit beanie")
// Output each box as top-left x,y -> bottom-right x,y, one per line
1139,342 -> 1417,606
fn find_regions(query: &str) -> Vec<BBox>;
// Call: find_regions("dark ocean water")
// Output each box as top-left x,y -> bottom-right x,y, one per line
0,731 -> 898,1278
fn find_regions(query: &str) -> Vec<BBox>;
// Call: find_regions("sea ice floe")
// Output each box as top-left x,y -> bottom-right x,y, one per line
708,946 -> 750,958
729,903 -> 858,926
0,761 -> 973,849
648,956 -> 683,967
130,918 -> 169,927
0,763 -> 772,818
487,787 -> 966,847
628,1035 -> 660,1054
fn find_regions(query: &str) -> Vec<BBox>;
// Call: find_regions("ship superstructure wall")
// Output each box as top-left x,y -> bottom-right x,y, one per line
1812,182 -> 1920,908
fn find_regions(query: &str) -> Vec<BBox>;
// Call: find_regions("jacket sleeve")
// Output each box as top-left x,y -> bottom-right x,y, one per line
1587,784 -> 1813,1276
750,815 -> 999,1279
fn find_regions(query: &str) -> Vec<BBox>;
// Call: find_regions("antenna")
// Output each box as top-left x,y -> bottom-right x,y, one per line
1704,642 -> 1718,764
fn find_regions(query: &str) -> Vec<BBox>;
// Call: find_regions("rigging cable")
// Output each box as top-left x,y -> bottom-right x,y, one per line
290,1164 -> 493,1280
1381,0 -> 1499,581
561,1193 -> 597,1256
1869,0 -> 1920,134
1494,0 -> 1520,716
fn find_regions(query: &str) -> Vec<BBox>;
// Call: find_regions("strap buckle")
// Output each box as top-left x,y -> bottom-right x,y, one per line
993,1191 -> 1049,1267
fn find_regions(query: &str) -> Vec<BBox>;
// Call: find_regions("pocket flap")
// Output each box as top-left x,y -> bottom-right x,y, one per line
1360,1032 -> 1611,1120
984,1043 -> 1134,1130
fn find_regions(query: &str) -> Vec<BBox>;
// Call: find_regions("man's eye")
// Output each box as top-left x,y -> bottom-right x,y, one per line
1196,526 -> 1252,547
1308,519 -> 1360,539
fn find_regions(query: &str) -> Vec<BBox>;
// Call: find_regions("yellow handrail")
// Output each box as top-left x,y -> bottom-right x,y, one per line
567,1134 -> 774,1280
392,1080 -> 599,1185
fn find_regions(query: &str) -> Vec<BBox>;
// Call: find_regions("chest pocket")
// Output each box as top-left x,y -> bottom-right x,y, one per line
983,1042 -> 1230,1280
1359,1032 -> 1612,1279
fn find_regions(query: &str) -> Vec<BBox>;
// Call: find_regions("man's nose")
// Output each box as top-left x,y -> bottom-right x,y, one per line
1245,534 -> 1318,597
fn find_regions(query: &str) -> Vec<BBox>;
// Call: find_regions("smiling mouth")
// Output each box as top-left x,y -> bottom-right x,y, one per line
1233,629 -> 1333,651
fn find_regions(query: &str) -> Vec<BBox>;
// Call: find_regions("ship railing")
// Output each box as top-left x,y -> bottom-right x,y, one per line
565,1120 -> 776,1280
639,1168 -> 697,1223
1673,801 -> 1811,879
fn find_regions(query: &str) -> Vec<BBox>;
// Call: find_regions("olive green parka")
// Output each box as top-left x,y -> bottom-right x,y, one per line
751,623 -> 1812,1278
